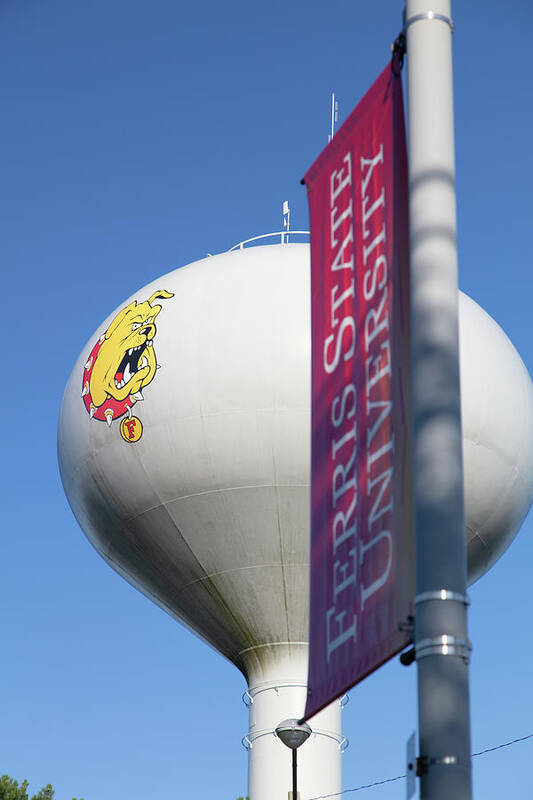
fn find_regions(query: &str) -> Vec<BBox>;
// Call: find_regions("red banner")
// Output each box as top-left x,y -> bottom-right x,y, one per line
303,63 -> 413,721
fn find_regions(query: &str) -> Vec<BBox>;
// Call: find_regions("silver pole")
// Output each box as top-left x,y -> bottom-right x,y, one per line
405,2 -> 472,799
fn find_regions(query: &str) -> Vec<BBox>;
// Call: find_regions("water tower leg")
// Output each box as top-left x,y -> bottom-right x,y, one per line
243,647 -> 344,800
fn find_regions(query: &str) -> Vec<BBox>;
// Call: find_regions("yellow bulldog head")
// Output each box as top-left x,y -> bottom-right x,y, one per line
85,290 -> 174,416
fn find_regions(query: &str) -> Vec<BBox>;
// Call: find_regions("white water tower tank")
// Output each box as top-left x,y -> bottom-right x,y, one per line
58,241 -> 533,800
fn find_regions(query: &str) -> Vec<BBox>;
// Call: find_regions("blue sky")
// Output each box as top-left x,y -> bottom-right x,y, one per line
1,1 -> 532,798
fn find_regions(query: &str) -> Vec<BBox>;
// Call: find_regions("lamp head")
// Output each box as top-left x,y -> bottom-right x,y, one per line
275,718 -> 312,750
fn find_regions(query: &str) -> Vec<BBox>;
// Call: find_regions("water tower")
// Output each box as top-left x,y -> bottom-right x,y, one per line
58,238 -> 533,800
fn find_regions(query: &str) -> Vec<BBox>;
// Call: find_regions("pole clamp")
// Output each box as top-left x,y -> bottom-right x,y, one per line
415,634 -> 472,662
391,31 -> 406,74
416,754 -> 465,776
403,11 -> 455,33
398,614 -> 415,634
415,589 -> 470,606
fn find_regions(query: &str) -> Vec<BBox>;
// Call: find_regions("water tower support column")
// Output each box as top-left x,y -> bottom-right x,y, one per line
405,1 -> 472,799
243,647 -> 344,800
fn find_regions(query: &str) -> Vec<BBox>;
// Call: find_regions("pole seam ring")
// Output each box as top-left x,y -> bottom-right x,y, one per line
430,755 -> 463,766
415,589 -> 470,605
416,753 -> 467,776
415,635 -> 472,661
403,11 -> 455,33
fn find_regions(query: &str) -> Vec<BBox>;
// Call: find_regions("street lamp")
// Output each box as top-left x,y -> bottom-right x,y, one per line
275,718 -> 312,800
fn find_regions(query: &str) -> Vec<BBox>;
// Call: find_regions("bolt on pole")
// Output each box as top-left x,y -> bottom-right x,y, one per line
405,1 -> 473,799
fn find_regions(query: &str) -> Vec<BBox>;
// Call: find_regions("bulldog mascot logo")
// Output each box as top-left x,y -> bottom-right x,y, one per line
82,289 -> 174,442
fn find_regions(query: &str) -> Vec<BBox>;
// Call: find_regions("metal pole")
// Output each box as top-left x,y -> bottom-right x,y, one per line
405,2 -> 472,799
292,747 -> 298,800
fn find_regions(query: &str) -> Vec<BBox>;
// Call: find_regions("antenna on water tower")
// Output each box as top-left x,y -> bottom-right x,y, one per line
282,200 -> 290,243
328,92 -> 339,142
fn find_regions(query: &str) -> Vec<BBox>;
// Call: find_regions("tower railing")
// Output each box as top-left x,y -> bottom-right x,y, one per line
228,231 -> 310,251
